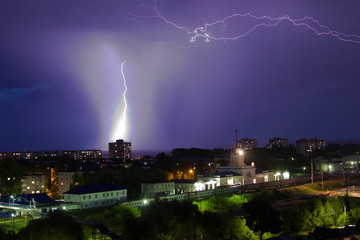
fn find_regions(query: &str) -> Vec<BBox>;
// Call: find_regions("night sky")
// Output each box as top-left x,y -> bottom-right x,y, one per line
1,0 -> 360,151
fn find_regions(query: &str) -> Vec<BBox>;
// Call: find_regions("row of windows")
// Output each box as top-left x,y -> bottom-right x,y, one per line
82,191 -> 125,200
84,199 -> 119,208
146,184 -> 174,189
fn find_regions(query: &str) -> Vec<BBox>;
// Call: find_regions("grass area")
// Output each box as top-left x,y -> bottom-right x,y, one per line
0,216 -> 30,233
282,177 -> 359,196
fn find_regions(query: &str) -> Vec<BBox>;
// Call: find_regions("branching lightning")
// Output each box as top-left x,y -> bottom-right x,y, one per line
110,61 -> 130,142
133,0 -> 360,46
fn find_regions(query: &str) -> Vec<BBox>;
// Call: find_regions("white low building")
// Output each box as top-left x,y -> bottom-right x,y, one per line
197,171 -> 242,188
255,169 -> 275,183
141,182 -> 175,198
64,183 -> 127,209
216,147 -> 256,184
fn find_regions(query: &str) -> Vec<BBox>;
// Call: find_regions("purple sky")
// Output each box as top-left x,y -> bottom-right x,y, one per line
1,0 -> 360,151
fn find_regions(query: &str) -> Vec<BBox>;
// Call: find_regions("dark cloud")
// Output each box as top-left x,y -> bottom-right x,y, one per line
1,0 -> 360,151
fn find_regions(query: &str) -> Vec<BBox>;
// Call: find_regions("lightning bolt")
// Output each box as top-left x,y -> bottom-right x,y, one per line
132,0 -> 360,46
110,61 -> 130,142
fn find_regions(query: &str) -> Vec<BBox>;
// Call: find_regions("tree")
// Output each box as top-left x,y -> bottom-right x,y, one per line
72,167 -> 167,198
86,205 -> 141,236
47,168 -> 59,199
281,208 -> 305,235
200,211 -> 256,240
0,159 -> 24,196
348,208 -> 360,225
243,199 -> 282,240
20,211 -> 84,240
142,200 -> 200,240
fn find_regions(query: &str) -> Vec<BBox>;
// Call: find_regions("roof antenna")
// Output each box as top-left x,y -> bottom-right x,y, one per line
235,129 -> 238,146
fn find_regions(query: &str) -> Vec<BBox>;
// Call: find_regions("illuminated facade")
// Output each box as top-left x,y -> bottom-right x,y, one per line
296,138 -> 326,156
266,138 -> 289,149
316,153 -> 360,173
216,147 -> 256,185
236,138 -> 257,150
58,171 -> 83,197
21,174 -> 46,194
64,183 -> 127,209
141,182 -> 175,198
255,169 -> 275,183
173,180 -> 197,194
0,150 -> 102,160
197,171 -> 243,187
108,139 -> 132,159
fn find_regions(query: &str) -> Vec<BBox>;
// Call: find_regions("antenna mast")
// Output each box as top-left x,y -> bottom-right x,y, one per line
235,129 -> 238,146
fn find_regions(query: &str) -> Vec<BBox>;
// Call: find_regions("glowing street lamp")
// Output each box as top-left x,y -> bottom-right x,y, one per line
238,149 -> 244,156
143,199 -> 148,205
11,213 -> 15,232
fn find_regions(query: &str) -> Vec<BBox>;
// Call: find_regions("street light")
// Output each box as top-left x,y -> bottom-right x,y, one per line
238,149 -> 244,156
11,213 -> 15,232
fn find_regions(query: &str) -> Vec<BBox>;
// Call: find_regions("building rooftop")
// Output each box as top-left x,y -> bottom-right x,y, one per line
171,179 -> 196,184
199,171 -> 242,178
64,183 -> 125,195
214,171 -> 242,177
0,193 -> 55,205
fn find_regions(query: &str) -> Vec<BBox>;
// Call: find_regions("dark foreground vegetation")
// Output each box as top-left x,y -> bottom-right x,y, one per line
3,190 -> 360,240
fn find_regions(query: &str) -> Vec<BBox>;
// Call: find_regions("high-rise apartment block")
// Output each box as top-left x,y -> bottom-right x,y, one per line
58,171 -> 83,197
296,138 -> 326,156
236,138 -> 257,150
0,150 -> 102,160
109,139 -> 132,159
266,138 -> 289,149
21,174 -> 46,194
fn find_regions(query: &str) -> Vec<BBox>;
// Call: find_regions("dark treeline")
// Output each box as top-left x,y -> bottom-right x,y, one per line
244,148 -> 305,173
171,148 -> 229,159
72,167 -> 167,198
326,144 -> 360,153
2,194 -> 360,239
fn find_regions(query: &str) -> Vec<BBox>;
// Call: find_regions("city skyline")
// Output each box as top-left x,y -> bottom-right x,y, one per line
1,0 -> 360,151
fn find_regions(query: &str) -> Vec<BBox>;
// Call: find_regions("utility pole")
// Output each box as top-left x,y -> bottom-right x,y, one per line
311,156 -> 314,184
235,129 -> 238,146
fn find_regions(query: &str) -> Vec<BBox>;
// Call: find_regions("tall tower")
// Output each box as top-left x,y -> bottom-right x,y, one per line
229,129 -> 244,167
229,148 -> 244,167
